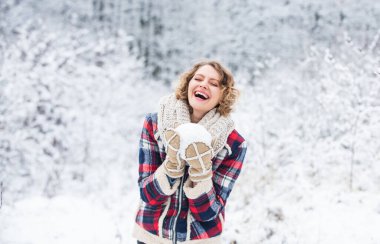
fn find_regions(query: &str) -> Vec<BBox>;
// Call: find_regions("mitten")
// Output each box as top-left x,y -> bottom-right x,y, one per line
162,128 -> 185,178
175,123 -> 213,182
184,142 -> 213,182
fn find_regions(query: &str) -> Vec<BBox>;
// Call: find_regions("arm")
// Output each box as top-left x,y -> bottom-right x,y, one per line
183,140 -> 247,221
138,114 -> 180,206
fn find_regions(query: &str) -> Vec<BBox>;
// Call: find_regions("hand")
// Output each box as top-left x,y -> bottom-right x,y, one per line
162,128 -> 185,178
174,123 -> 213,182
184,141 -> 213,182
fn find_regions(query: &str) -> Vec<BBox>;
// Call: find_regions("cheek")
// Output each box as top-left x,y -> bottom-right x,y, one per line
212,88 -> 223,101
187,81 -> 196,94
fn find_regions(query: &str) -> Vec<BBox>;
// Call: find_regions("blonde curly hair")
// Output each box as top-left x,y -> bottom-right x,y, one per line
175,60 -> 239,117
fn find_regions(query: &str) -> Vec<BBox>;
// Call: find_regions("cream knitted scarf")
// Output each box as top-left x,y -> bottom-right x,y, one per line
157,93 -> 235,156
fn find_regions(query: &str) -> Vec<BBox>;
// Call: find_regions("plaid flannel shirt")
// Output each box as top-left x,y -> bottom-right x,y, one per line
133,113 -> 247,243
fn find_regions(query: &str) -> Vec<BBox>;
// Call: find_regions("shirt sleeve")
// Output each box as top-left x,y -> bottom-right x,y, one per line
138,114 -> 180,206
183,140 -> 247,221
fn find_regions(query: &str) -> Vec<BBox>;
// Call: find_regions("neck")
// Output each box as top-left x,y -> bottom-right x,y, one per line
190,111 -> 204,123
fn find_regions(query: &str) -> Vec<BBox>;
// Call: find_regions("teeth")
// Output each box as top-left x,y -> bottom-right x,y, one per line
195,91 -> 209,99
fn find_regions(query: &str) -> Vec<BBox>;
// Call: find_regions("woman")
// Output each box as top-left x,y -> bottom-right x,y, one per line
133,60 -> 247,243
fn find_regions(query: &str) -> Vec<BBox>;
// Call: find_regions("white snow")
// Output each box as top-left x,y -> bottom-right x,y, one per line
0,196 -> 120,244
175,123 -> 212,158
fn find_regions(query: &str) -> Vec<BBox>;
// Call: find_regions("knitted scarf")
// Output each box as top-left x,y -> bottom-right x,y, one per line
157,93 -> 235,156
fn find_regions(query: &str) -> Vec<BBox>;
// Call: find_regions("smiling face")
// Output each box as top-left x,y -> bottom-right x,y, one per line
187,65 -> 223,121
175,60 -> 238,118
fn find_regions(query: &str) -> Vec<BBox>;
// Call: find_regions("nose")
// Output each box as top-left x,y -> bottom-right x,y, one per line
199,84 -> 207,90
199,79 -> 208,89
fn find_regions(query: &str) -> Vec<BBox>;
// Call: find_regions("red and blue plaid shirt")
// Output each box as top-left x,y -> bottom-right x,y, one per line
134,113 -> 247,243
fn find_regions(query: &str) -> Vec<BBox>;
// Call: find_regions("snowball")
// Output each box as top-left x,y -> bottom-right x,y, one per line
175,123 -> 212,158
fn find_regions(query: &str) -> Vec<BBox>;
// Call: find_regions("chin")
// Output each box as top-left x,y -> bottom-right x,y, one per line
189,100 -> 201,108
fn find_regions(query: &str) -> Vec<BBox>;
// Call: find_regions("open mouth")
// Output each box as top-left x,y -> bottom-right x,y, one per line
194,91 -> 209,100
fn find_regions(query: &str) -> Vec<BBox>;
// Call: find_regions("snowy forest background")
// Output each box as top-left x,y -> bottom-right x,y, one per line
1,0 -> 380,243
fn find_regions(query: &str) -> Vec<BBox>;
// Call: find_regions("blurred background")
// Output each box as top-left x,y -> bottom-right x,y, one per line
0,0 -> 380,243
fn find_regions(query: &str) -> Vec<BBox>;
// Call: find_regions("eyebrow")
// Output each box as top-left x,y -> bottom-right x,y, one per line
194,73 -> 220,82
